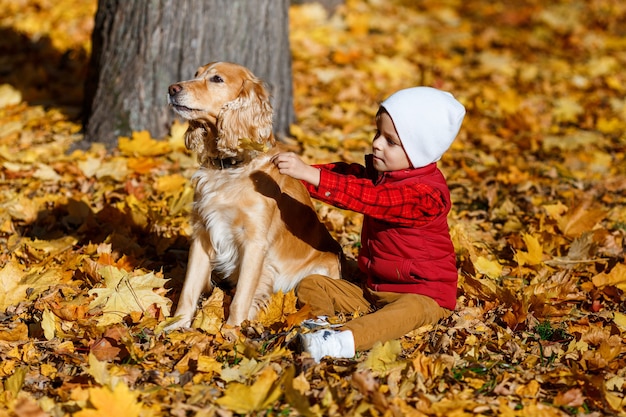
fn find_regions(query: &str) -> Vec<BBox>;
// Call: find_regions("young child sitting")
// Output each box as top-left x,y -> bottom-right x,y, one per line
271,87 -> 465,362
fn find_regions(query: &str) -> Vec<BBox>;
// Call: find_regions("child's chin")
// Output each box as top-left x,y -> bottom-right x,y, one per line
373,159 -> 386,171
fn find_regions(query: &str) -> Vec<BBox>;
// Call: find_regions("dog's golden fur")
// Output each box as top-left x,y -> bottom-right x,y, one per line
167,62 -> 342,328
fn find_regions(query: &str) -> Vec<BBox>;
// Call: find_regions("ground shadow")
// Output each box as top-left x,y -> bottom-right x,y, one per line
0,27 -> 90,119
21,198 -> 189,302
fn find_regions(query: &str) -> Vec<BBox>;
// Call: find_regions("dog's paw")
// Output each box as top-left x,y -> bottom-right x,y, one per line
162,316 -> 191,332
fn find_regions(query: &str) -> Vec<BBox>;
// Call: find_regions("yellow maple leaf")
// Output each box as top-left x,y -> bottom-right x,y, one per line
215,367 -> 283,414
592,263 -> 626,291
256,291 -> 298,327
359,339 -> 404,375
155,174 -> 188,194
27,236 -> 77,258
197,355 -> 222,375
220,357 -> 266,383
0,262 -> 67,313
542,201 -> 568,222
238,137 -> 269,152
94,157 -> 130,182
4,367 -> 27,397
472,255 -> 503,279
192,287 -> 225,333
88,266 -> 171,326
168,119 -> 188,151
0,262 -> 29,312
77,156 -> 102,178
86,352 -> 122,388
74,382 -> 144,417
118,130 -> 171,157
605,391 -> 626,413
514,233 -> 543,266
613,312 -> 626,332
3,194 -> 39,223
515,379 -> 540,398
0,322 -> 28,342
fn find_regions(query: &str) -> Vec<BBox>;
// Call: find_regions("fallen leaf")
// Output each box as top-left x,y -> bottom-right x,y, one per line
118,130 -> 171,156
41,308 -> 56,340
73,382 -> 144,417
553,388 -> 585,407
88,266 -> 170,326
359,339 -> 405,375
0,84 -> 22,108
472,255 -> 503,279
215,367 -> 283,414
514,233 -> 543,266
592,263 -> 626,291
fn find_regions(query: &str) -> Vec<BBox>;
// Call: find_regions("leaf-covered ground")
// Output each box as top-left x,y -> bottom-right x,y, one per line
1,0 -> 625,416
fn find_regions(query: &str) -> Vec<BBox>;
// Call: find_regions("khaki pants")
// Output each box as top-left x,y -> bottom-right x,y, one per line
296,275 -> 451,351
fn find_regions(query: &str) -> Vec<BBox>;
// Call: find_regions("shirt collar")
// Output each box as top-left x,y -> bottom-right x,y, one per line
378,162 -> 438,183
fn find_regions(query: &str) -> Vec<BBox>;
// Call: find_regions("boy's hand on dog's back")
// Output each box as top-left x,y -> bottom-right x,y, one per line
272,152 -> 321,187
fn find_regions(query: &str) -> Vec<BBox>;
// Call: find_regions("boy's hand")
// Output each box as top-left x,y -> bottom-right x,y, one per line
271,152 -> 321,187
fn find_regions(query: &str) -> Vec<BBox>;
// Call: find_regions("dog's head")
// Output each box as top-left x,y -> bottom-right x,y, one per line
168,61 -> 274,165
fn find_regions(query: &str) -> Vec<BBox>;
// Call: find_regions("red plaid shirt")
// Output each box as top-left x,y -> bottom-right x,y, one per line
305,156 -> 447,227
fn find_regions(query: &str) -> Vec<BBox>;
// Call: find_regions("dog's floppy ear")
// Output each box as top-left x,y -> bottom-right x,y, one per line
217,77 -> 274,155
184,121 -> 220,165
184,123 -> 207,155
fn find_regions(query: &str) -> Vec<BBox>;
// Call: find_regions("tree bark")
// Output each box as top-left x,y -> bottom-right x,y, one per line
82,0 -> 293,149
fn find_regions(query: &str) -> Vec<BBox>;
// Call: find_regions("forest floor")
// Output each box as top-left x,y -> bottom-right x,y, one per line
0,0 -> 625,416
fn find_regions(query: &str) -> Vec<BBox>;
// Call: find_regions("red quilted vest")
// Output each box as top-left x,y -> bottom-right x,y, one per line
357,163 -> 458,310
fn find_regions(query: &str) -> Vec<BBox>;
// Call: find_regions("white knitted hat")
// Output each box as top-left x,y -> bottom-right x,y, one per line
381,87 -> 465,168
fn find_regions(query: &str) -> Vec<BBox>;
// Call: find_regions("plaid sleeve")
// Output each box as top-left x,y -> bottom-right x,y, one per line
306,168 -> 446,226
311,161 -> 368,177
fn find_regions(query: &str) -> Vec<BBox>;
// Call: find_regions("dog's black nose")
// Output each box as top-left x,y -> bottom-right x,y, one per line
168,84 -> 182,96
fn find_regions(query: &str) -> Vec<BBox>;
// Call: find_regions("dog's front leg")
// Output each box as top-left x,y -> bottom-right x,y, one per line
170,237 -> 213,329
226,243 -> 267,326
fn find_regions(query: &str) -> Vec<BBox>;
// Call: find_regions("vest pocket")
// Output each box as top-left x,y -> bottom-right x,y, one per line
369,257 -> 416,284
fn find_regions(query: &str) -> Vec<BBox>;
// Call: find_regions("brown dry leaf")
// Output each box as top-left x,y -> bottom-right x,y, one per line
553,388 -> 585,407
559,202 -> 607,238
90,337 -> 122,361
0,322 -> 28,342
285,303 -> 313,328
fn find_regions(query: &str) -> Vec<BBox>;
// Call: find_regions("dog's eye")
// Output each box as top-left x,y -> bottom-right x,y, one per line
209,75 -> 224,83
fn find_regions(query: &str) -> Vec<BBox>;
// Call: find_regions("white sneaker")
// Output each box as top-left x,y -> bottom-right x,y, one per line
300,329 -> 355,362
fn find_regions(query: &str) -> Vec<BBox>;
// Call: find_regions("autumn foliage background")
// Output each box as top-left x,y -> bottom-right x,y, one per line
1,0 -> 626,416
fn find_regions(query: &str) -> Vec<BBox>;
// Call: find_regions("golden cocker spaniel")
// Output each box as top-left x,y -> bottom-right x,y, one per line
167,61 -> 342,328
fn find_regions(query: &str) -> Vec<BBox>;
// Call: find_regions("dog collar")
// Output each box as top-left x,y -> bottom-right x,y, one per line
208,157 -> 244,169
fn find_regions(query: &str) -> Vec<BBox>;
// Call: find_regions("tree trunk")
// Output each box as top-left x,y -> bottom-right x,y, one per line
82,0 -> 293,149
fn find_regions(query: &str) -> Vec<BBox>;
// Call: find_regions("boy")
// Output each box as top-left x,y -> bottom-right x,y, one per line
272,87 -> 465,362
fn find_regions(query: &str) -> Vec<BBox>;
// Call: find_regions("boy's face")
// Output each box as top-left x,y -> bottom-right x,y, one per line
372,111 -> 411,172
